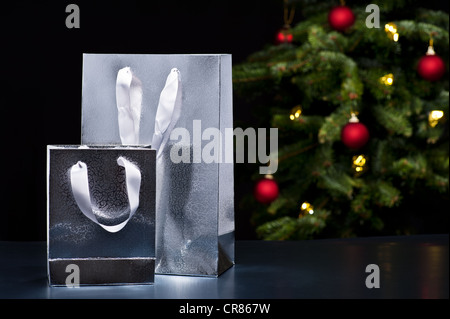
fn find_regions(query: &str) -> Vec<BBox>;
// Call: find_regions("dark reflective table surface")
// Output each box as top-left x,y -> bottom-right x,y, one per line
0,235 -> 448,299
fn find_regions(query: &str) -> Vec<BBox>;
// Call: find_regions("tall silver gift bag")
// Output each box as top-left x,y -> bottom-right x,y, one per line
81,54 -> 234,276
47,145 -> 156,286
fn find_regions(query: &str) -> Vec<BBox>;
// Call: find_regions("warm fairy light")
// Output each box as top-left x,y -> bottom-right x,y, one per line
289,105 -> 303,120
299,202 -> 314,217
352,154 -> 367,173
385,22 -> 399,42
428,110 -> 444,127
393,33 -> 399,42
385,23 -> 397,33
380,73 -> 394,86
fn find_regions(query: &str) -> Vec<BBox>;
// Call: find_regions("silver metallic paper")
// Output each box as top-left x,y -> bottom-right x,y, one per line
47,145 -> 156,286
81,54 -> 234,276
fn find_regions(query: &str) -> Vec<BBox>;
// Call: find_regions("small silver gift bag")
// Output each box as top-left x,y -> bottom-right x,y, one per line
47,145 -> 156,286
81,54 -> 234,276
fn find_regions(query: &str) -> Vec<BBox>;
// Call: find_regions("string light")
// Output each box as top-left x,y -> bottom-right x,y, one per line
380,73 -> 394,86
428,110 -> 444,127
385,22 -> 399,42
299,202 -> 314,217
352,154 -> 367,174
289,105 -> 303,120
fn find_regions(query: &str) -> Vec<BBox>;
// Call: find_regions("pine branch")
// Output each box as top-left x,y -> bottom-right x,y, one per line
256,210 -> 330,240
397,21 -> 449,45
416,8 -> 449,30
316,166 -> 362,199
371,180 -> 402,208
372,103 -> 413,137
318,103 -> 353,143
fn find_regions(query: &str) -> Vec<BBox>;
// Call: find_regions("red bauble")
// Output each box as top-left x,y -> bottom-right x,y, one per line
417,54 -> 445,81
276,28 -> 293,44
254,178 -> 279,204
341,121 -> 369,149
328,6 -> 355,32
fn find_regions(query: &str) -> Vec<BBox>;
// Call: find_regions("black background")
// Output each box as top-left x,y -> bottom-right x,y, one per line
1,0 -> 448,241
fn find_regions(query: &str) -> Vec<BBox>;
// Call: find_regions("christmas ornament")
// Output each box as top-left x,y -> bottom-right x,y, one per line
417,39 -> 446,81
254,175 -> 279,204
341,113 -> 370,149
299,202 -> 314,217
289,105 -> 303,120
384,22 -> 399,42
328,5 -> 355,32
352,154 -> 367,174
428,110 -> 444,127
276,27 -> 293,44
380,73 -> 394,86
276,0 -> 295,44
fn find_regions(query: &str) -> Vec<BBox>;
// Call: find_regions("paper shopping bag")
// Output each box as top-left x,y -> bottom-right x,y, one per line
47,145 -> 156,286
81,54 -> 234,276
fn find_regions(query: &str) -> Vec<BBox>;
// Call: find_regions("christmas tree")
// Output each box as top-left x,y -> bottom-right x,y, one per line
233,0 -> 449,240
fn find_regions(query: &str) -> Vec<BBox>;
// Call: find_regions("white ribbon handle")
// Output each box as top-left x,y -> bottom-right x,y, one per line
70,156 -> 141,233
116,67 -> 143,145
151,68 -> 182,157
